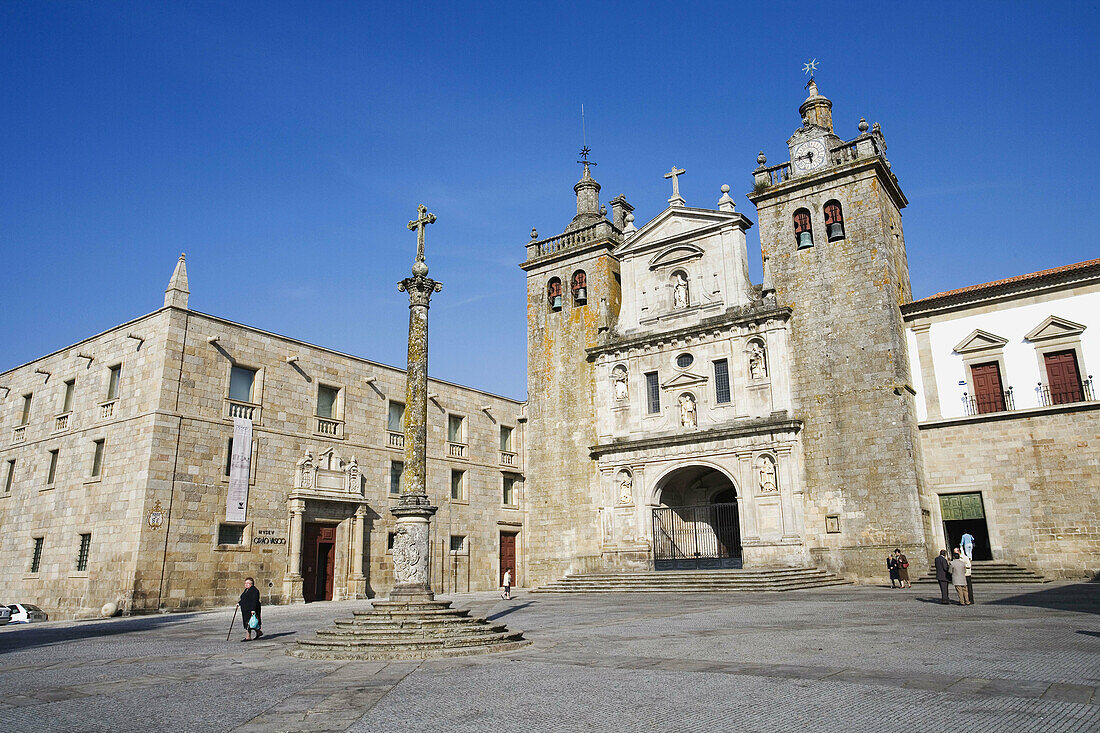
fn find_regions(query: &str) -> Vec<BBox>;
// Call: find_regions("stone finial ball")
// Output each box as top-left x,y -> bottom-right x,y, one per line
101,602 -> 118,617
757,151 -> 766,165
721,184 -> 731,194
530,228 -> 538,239
412,261 -> 429,277
625,213 -> 634,223
858,117 -> 869,133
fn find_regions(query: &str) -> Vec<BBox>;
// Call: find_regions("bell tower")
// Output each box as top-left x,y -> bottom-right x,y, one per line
521,153 -> 624,586
747,78 -> 929,580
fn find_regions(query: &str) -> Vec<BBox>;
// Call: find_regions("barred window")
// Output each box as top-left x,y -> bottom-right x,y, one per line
76,533 -> 91,572
645,372 -> 660,414
714,359 -> 731,404
30,537 -> 43,573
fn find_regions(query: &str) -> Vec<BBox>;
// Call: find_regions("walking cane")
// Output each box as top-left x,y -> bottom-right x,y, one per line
226,605 -> 238,642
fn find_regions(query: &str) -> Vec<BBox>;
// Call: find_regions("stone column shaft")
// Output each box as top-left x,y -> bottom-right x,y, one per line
392,268 -> 442,602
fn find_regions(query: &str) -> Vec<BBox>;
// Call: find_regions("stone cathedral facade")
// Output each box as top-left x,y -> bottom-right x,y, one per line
2,79 -> 1097,618
522,80 -> 1099,586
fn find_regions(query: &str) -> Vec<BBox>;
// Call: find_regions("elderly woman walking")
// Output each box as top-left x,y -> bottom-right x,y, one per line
237,577 -> 263,641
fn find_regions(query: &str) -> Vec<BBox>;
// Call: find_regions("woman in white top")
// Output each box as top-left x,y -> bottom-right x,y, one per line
501,569 -> 512,600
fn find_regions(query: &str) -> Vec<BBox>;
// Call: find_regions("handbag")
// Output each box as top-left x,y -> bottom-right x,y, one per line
248,611 -> 260,630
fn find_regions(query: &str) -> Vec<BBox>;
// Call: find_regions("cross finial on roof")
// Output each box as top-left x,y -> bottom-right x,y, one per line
664,165 -> 686,207
802,58 -> 818,77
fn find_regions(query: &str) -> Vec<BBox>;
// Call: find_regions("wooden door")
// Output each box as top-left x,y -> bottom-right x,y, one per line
1044,350 -> 1083,404
970,362 -> 1005,414
317,525 -> 336,601
302,524 -> 321,602
499,532 -> 517,586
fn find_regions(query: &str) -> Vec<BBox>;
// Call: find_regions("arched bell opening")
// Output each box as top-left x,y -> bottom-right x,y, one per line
651,465 -> 742,570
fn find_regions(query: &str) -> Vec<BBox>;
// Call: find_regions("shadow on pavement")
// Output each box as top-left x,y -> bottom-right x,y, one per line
249,631 -> 296,642
487,601 -> 535,621
0,612 -> 205,655
990,583 -> 1100,615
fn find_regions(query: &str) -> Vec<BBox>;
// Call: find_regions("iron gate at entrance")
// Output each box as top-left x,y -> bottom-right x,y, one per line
652,503 -> 742,570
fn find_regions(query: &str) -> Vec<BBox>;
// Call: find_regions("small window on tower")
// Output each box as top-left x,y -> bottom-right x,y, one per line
824,200 -> 845,241
793,209 -> 814,249
571,270 -> 588,305
547,277 -> 563,311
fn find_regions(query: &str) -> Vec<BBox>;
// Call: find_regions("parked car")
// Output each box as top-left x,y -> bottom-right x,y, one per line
7,604 -> 48,623
0,606 -> 10,625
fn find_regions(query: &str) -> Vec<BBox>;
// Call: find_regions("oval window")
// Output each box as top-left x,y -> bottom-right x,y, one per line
676,353 -> 694,368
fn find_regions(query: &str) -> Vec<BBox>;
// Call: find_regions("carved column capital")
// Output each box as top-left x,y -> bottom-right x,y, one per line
398,274 -> 443,307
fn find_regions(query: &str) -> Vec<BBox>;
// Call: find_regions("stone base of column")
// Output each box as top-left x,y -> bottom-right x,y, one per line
283,574 -> 305,604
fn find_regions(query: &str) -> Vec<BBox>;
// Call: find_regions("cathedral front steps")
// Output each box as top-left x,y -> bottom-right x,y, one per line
289,599 -> 530,660
532,567 -> 851,593
915,561 -> 1048,584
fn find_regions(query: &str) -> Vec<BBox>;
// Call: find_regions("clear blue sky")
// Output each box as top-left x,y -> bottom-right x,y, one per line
2,2 -> 1097,399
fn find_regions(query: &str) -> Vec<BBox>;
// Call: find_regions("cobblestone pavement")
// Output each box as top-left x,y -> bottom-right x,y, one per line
0,582 -> 1097,732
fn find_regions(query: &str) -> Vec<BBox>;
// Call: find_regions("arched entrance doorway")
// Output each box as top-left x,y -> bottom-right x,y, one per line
651,465 -> 742,570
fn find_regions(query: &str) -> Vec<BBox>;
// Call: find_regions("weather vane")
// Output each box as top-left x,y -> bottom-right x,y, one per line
578,104 -> 596,167
802,58 -> 818,77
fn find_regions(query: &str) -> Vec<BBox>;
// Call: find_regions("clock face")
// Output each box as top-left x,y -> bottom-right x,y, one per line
793,139 -> 828,172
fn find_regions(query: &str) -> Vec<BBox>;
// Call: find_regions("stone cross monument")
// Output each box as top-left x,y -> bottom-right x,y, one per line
392,203 -> 443,602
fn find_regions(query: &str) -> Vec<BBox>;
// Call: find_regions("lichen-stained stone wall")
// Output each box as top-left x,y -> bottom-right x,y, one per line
523,243 -> 621,586
919,405 -> 1100,579
0,304 -> 525,618
750,160 -> 930,581
0,309 -> 173,618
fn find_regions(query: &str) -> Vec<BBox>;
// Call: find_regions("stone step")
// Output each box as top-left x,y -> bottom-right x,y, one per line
317,623 -> 509,639
532,567 -> 849,594
289,629 -> 528,660
915,561 -> 1047,584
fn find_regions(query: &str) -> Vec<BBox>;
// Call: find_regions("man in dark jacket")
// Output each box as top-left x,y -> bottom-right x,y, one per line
934,550 -> 952,605
237,577 -> 262,641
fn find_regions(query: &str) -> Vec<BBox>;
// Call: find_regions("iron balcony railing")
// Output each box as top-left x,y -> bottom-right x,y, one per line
1036,376 -> 1094,407
962,387 -> 1014,416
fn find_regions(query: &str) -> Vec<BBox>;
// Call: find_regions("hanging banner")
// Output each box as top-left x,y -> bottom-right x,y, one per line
226,416 -> 252,522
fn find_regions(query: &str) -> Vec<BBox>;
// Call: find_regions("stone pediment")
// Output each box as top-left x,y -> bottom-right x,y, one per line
953,329 -> 1008,355
1024,315 -> 1086,343
661,370 -> 708,389
648,243 -> 705,270
617,206 -> 750,257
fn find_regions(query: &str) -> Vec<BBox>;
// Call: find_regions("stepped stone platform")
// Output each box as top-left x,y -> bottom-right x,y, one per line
916,561 -> 1048,584
533,567 -> 851,593
288,598 -> 530,660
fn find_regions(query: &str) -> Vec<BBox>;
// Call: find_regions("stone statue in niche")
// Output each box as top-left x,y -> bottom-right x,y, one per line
678,393 -> 697,428
748,340 -> 768,380
673,272 -> 690,309
617,469 -> 633,504
344,456 -> 360,493
612,365 -> 628,401
757,455 -> 778,493
295,449 -> 314,489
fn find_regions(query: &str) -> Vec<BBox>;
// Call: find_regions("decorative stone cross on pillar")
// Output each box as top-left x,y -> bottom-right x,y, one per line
664,165 -> 686,207
392,204 -> 443,603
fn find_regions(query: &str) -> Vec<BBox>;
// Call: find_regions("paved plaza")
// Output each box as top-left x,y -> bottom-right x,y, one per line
0,582 -> 1097,732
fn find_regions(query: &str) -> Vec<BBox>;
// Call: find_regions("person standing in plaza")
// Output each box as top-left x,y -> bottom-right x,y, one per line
934,550 -> 952,604
960,531 -> 975,560
886,553 -> 900,588
950,549 -> 970,605
895,549 -> 911,589
963,551 -> 974,604
500,568 -> 512,600
237,577 -> 263,641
